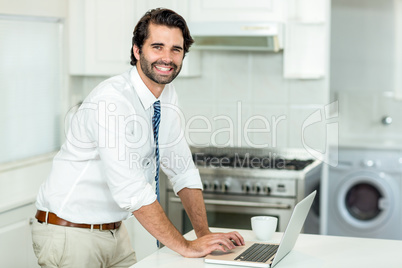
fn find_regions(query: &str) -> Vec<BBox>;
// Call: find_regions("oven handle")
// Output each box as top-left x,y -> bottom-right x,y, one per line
169,197 -> 291,209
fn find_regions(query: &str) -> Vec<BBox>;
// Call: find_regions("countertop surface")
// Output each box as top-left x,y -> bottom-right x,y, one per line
132,228 -> 402,268
338,137 -> 402,150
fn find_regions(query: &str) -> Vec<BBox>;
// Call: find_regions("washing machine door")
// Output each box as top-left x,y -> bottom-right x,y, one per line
336,170 -> 395,231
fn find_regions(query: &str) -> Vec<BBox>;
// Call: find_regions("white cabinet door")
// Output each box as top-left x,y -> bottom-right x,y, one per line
283,0 -> 329,79
134,0 -> 188,20
124,216 -> 158,262
0,203 -> 38,268
283,22 -> 327,79
69,0 -> 135,76
188,0 -> 286,22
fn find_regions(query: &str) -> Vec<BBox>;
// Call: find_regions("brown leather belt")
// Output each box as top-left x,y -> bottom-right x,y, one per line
35,210 -> 122,230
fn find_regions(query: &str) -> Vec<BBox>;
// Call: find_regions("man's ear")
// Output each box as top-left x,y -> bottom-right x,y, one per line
133,44 -> 140,61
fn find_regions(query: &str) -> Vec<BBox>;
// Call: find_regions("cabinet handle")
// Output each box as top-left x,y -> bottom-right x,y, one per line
169,197 -> 291,209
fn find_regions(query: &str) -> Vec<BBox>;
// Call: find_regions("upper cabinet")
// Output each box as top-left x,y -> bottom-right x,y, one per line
134,0 -> 189,21
283,0 -> 329,79
188,0 -> 286,22
69,0 -> 329,80
69,0 -> 135,76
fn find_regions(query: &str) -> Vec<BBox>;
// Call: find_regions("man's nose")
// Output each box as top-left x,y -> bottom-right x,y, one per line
161,51 -> 173,64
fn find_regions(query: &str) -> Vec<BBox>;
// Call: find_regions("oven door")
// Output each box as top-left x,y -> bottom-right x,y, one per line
167,191 -> 296,234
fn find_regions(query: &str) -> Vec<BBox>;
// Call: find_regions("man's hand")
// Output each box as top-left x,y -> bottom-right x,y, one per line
181,231 -> 245,258
134,201 -> 245,258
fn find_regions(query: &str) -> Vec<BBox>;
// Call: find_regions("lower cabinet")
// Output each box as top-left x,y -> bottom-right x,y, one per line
124,216 -> 158,262
0,203 -> 38,268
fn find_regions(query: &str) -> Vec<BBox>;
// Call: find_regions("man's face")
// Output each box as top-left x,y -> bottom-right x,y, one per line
134,23 -> 184,86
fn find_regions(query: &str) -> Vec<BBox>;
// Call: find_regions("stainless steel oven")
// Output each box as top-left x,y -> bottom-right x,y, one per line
161,147 -> 322,234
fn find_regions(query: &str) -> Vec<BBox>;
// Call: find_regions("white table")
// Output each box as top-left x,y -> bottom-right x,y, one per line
132,228 -> 402,268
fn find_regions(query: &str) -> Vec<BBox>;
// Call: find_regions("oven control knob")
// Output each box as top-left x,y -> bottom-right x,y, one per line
213,181 -> 220,191
253,184 -> 262,194
222,182 -> 230,193
263,186 -> 272,195
242,183 -> 251,193
203,181 -> 210,191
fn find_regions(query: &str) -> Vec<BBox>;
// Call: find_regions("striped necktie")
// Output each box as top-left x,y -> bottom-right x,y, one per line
152,100 -> 161,203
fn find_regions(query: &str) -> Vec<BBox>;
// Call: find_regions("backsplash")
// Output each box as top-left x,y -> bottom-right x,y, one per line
175,51 -> 329,151
69,51 -> 330,151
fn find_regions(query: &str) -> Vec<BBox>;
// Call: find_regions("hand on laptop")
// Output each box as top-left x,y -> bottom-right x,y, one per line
182,231 -> 245,258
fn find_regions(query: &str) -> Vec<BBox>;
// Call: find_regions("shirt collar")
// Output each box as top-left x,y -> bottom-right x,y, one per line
130,66 -> 161,110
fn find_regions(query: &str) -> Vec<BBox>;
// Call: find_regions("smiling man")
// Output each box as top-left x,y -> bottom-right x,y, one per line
31,8 -> 244,268
135,23 -> 183,88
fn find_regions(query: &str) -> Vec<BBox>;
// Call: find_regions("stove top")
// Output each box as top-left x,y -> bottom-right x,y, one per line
193,153 -> 313,171
167,147 -> 323,196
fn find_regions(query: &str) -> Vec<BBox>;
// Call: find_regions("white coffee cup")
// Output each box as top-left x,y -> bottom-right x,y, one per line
251,216 -> 278,241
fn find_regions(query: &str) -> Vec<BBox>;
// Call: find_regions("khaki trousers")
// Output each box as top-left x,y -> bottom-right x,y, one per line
31,220 -> 137,268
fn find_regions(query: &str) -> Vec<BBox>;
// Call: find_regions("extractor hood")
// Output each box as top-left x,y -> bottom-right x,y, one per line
188,21 -> 283,52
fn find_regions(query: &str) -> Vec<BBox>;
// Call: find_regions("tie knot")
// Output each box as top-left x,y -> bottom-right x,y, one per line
153,100 -> 161,114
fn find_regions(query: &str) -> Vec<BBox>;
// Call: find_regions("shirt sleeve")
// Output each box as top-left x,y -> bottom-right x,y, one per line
86,94 -> 157,212
158,91 -> 203,195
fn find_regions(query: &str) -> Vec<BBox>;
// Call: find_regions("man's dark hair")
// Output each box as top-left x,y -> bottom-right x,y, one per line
130,8 -> 194,66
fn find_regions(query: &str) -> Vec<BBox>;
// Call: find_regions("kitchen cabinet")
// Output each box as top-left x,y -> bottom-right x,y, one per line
188,0 -> 286,22
124,216 -> 158,261
134,0 -> 188,20
69,0 -> 135,76
185,0 -> 329,80
283,22 -> 327,79
69,0 -> 200,77
0,203 -> 38,268
283,0 -> 329,79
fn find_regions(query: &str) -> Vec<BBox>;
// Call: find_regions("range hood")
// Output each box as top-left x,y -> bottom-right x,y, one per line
188,21 -> 282,52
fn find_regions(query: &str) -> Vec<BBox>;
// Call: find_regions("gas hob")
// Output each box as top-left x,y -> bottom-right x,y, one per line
190,147 -> 322,198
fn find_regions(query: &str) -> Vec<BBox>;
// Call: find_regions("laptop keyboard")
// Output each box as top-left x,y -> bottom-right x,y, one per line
235,243 -> 279,263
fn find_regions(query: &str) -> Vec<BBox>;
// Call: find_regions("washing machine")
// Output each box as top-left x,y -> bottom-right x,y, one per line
326,147 -> 402,240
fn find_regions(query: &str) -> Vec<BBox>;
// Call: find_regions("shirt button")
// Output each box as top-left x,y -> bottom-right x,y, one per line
142,158 -> 151,168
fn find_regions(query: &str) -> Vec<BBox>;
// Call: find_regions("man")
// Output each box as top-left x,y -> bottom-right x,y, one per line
32,8 -> 244,268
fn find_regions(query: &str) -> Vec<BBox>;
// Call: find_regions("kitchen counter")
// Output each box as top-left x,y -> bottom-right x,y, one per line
338,137 -> 402,150
132,228 -> 402,268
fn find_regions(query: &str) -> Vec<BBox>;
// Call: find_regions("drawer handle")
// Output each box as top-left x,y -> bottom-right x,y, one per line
169,197 -> 291,209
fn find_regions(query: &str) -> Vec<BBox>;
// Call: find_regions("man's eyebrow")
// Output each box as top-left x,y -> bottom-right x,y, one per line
151,42 -> 164,46
173,45 -> 183,50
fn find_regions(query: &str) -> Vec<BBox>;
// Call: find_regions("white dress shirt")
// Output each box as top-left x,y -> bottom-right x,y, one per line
36,67 -> 202,224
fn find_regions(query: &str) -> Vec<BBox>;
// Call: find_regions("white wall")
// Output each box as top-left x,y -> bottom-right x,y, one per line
331,0 -> 402,144
176,51 -> 329,151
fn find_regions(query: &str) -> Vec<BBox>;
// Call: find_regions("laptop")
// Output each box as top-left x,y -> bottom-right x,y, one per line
204,190 -> 316,268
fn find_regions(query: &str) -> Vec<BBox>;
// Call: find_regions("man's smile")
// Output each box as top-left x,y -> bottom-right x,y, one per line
154,65 -> 173,73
